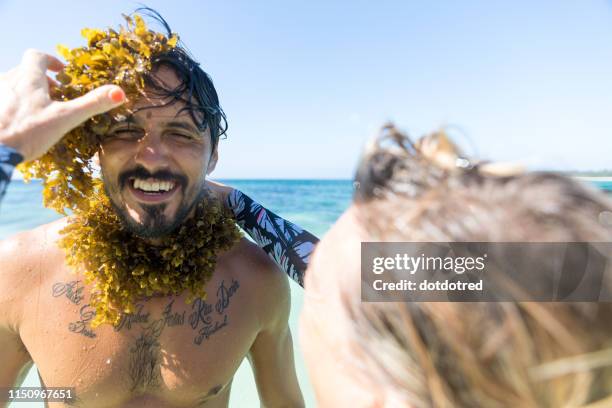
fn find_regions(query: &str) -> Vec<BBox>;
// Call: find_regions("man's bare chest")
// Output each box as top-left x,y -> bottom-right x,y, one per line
19,271 -> 259,406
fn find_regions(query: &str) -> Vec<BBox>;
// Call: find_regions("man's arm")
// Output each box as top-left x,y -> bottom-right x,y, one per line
0,328 -> 32,387
0,236 -> 33,393
247,264 -> 304,407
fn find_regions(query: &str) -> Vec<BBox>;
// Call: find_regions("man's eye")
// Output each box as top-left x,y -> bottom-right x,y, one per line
169,132 -> 194,140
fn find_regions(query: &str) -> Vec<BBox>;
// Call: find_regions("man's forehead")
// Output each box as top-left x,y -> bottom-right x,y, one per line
150,63 -> 182,89
116,63 -> 191,115
119,93 -> 200,128
118,107 -> 193,123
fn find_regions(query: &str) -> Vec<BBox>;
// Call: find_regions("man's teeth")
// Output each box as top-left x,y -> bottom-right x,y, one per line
133,179 -> 176,192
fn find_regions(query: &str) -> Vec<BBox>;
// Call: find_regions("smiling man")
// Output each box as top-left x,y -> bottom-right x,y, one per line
99,65 -> 219,241
0,36 -> 304,408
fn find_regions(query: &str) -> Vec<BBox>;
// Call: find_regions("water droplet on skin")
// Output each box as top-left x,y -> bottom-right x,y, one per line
106,358 -> 111,364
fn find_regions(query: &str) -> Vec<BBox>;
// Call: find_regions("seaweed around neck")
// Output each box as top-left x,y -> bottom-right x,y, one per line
60,189 -> 241,328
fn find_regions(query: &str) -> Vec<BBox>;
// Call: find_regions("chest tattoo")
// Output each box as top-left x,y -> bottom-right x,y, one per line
51,279 -> 240,346
51,278 -> 241,391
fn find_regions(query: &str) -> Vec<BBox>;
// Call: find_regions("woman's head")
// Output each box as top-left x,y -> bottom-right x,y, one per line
301,125 -> 612,407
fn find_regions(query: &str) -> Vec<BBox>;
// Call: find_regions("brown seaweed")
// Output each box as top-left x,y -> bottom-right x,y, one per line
17,14 -> 241,327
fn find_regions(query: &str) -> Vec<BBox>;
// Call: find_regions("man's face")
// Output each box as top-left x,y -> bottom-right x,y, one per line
98,66 -> 217,239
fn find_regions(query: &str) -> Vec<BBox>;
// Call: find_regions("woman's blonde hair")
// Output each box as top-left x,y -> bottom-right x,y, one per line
345,125 -> 612,407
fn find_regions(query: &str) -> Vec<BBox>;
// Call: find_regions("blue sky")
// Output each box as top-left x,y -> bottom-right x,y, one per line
2,0 -> 611,178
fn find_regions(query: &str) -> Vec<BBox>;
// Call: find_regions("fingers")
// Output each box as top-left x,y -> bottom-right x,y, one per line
21,49 -> 46,72
49,85 -> 126,131
21,49 -> 64,74
46,55 -> 64,72
46,75 -> 59,91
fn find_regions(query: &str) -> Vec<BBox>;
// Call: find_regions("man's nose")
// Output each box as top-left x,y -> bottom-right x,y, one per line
133,131 -> 169,170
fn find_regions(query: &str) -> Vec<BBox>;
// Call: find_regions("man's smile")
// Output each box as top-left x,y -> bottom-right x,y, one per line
127,176 -> 181,204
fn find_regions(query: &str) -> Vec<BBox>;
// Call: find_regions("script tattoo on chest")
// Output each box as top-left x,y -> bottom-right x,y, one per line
124,280 -> 239,391
52,280 -> 85,305
51,279 -> 240,347
52,280 -> 96,338
115,304 -> 150,331
189,279 -> 239,345
68,304 -> 97,338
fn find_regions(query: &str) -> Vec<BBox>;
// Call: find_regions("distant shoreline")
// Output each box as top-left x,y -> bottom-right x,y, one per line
575,177 -> 612,182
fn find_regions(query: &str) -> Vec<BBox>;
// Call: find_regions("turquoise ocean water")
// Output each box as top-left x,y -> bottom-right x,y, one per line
1,178 -> 610,407
595,180 -> 612,192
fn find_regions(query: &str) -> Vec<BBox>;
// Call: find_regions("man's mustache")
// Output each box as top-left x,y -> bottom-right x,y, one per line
118,166 -> 188,190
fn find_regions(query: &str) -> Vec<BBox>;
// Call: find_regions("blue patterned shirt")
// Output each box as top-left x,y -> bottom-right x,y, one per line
228,190 -> 318,287
0,144 -> 23,204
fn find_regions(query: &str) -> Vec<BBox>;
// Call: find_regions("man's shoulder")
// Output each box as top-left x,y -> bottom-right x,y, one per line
219,238 -> 285,281
219,238 -> 289,289
0,218 -> 69,281
217,238 -> 291,323
0,218 -> 69,328
0,217 -> 68,254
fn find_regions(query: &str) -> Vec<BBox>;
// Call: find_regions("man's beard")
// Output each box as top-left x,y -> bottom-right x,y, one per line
103,166 -> 203,239
111,195 -> 201,239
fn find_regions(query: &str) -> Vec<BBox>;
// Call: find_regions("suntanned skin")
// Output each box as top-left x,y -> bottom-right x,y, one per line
0,219 -> 303,407
0,64 -> 303,407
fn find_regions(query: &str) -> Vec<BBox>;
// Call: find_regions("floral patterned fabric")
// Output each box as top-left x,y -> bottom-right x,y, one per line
0,144 -> 23,205
228,189 -> 318,287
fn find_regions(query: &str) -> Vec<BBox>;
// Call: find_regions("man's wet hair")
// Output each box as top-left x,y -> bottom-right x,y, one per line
136,7 -> 228,149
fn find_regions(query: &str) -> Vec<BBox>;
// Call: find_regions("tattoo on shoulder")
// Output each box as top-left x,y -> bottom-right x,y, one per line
68,304 -> 97,338
51,280 -> 96,338
52,280 -> 85,305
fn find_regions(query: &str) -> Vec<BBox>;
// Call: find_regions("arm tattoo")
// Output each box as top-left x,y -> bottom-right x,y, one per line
0,144 -> 23,206
228,189 -> 318,287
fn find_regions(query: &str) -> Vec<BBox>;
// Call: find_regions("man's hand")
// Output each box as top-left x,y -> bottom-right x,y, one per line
0,49 -> 126,162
